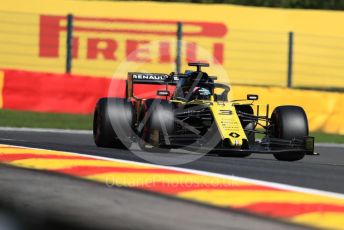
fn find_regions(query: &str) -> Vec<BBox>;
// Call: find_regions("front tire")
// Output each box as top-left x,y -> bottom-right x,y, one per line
270,106 -> 308,161
93,98 -> 134,149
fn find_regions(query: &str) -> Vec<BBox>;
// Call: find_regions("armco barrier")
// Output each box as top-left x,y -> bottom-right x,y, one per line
0,69 -> 343,135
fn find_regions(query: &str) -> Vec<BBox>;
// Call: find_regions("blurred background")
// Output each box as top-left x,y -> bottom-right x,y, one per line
0,0 -> 343,142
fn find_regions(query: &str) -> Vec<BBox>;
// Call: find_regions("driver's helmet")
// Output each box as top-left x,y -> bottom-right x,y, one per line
175,71 -> 193,96
174,71 -> 211,100
191,86 -> 211,100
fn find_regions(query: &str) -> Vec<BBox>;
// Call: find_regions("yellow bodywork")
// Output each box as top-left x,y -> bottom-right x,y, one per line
209,101 -> 248,147
172,96 -> 249,147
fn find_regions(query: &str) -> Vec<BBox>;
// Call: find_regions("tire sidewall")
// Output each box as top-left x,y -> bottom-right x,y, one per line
271,106 -> 308,161
93,98 -> 134,148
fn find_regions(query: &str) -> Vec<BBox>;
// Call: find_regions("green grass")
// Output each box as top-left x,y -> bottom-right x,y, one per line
310,132 -> 344,144
0,109 -> 93,130
0,109 -> 343,143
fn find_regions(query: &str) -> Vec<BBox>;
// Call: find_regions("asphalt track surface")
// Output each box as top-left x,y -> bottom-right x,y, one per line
0,128 -> 343,230
0,164 -> 307,230
1,129 -> 343,194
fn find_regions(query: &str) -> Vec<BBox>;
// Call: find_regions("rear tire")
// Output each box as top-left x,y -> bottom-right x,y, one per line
140,99 -> 175,152
271,106 -> 308,161
93,98 -> 134,149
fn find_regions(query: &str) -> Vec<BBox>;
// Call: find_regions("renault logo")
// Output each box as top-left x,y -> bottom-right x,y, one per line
229,132 -> 240,138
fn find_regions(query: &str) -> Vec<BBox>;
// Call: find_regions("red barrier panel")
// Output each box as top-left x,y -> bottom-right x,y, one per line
2,70 -> 124,114
1,69 -> 175,114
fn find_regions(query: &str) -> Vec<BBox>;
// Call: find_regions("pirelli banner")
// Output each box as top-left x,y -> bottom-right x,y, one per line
1,0 -> 344,88
38,15 -> 226,76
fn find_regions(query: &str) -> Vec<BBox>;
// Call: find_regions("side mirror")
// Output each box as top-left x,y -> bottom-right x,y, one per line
247,94 -> 258,100
157,90 -> 170,97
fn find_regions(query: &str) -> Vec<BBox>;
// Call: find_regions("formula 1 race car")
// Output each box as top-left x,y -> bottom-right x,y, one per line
93,63 -> 315,161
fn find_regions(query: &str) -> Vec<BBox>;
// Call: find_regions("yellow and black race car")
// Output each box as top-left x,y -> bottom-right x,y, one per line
93,63 -> 315,161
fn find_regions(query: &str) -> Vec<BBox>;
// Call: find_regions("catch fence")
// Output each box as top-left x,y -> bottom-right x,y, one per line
0,10 -> 343,89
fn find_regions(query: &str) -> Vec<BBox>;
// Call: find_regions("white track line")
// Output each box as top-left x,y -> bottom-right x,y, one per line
0,127 -> 92,134
315,143 -> 344,148
3,143 -> 344,200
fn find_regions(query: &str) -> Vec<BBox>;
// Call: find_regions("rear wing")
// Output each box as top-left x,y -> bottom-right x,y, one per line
127,72 -> 179,98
